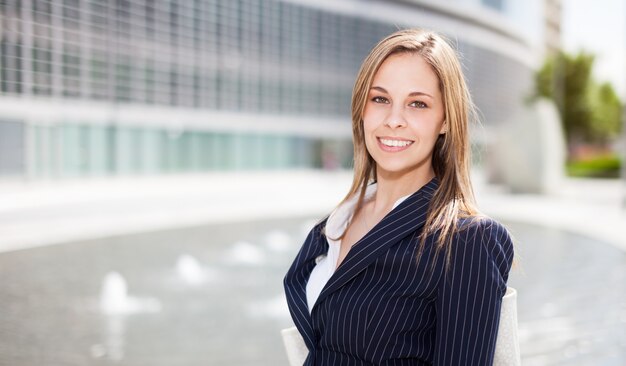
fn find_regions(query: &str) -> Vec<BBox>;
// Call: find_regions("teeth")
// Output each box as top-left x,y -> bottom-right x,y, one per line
379,138 -> 413,147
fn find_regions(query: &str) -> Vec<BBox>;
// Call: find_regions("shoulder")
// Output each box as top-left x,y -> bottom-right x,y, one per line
450,215 -> 515,281
299,214 -> 331,245
456,215 -> 513,250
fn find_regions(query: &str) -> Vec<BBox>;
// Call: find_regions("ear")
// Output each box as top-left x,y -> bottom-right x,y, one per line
439,120 -> 447,134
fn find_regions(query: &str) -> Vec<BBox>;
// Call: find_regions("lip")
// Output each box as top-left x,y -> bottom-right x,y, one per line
376,136 -> 414,152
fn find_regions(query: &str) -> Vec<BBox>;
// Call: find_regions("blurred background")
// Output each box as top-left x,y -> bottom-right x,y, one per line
0,0 -> 625,365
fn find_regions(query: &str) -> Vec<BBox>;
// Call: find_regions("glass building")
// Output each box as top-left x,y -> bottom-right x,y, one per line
0,0 -> 545,180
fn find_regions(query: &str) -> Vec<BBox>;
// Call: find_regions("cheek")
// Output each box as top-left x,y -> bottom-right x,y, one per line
361,117 -> 376,136
362,118 -> 374,135
362,107 -> 383,133
362,122 -> 378,155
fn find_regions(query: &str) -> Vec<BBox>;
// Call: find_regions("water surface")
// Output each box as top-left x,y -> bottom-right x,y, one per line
0,218 -> 624,365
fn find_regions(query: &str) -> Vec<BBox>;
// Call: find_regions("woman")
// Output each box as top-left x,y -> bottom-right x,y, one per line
284,28 -> 514,365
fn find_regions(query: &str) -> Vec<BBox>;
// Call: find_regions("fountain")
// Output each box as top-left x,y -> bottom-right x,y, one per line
100,272 -> 130,315
99,271 -> 161,315
264,230 -> 291,252
226,241 -> 265,265
176,254 -> 208,285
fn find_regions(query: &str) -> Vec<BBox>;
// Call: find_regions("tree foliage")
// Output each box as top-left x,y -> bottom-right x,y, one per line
589,81 -> 622,144
533,50 -> 622,146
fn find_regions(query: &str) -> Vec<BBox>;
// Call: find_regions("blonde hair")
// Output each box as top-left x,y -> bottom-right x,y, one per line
324,28 -> 484,267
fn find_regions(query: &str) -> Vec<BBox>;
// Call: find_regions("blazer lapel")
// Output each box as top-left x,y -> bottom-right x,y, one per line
284,216 -> 330,350
311,176 -> 439,312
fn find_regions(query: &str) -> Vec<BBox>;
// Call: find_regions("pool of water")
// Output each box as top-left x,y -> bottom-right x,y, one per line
505,222 -> 626,365
0,218 -> 624,365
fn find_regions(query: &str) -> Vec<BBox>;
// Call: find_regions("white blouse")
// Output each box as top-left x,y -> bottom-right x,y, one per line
306,182 -> 411,313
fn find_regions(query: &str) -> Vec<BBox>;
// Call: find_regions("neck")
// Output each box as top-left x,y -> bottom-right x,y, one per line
371,165 -> 435,216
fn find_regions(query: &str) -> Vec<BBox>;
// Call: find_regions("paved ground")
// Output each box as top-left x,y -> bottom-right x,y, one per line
1,169 -> 625,254
0,171 -> 349,253
473,173 -> 626,253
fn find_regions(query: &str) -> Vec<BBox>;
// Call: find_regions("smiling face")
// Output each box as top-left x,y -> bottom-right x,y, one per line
362,52 -> 446,181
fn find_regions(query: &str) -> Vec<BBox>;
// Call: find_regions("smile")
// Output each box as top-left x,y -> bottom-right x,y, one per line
377,137 -> 414,152
378,138 -> 414,147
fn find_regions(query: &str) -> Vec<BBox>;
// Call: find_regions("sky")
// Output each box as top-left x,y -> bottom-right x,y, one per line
562,0 -> 626,98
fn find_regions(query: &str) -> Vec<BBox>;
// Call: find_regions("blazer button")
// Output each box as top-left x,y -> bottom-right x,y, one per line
314,254 -> 326,264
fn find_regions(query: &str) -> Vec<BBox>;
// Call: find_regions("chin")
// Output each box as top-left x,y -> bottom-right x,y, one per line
375,163 -> 417,176
374,156 -> 430,176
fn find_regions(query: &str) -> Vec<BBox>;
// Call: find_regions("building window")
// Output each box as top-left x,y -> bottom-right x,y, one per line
62,48 -> 81,97
32,45 -> 53,95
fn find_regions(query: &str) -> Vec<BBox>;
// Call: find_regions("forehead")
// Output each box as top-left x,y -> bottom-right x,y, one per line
372,53 -> 440,95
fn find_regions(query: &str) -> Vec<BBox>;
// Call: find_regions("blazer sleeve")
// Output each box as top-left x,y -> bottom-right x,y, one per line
434,217 -> 514,366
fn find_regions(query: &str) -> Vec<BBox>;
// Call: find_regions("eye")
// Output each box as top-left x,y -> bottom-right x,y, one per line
371,96 -> 389,104
410,100 -> 428,108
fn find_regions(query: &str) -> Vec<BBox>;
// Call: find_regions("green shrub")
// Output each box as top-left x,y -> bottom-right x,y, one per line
566,155 -> 622,178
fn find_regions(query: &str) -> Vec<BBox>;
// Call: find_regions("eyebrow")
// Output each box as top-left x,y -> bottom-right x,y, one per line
370,86 -> 433,99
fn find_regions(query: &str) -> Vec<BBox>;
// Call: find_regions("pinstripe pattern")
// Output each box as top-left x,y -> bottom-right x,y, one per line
284,177 -> 514,365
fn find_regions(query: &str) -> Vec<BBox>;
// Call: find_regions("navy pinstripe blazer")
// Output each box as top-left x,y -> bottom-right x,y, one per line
284,177 -> 514,365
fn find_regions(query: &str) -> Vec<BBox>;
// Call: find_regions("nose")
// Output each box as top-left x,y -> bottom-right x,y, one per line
384,106 -> 407,129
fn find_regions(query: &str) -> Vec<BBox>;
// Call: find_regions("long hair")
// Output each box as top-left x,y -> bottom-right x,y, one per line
323,28 -> 484,268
